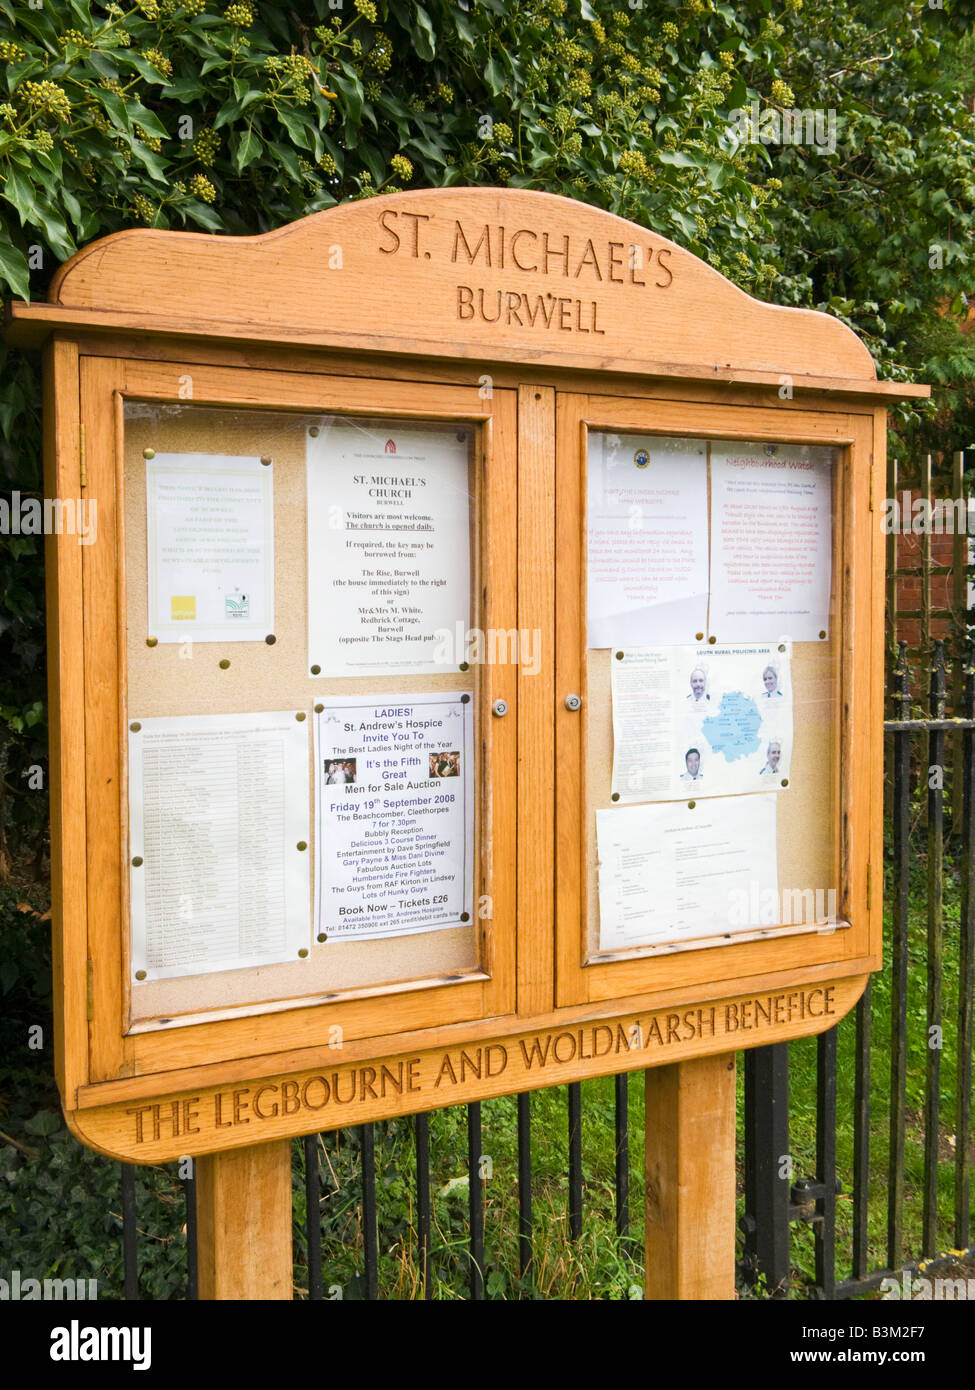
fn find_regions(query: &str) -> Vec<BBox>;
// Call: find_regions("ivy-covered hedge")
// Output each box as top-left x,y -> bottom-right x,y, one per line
0,2 -> 972,366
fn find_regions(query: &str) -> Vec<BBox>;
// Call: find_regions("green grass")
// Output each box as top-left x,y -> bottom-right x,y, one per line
292,1079 -> 647,1300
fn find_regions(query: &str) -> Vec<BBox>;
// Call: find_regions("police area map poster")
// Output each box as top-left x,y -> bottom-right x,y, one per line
610,642 -> 793,803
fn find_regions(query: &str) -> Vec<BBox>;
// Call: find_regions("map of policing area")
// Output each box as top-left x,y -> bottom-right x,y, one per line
610,642 -> 794,804
702,692 -> 763,763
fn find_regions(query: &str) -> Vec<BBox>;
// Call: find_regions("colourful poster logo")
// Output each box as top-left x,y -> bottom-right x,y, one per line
170,596 -> 196,622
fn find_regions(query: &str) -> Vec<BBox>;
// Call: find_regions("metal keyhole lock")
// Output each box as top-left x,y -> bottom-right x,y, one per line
492,699 -> 509,717
564,693 -> 582,712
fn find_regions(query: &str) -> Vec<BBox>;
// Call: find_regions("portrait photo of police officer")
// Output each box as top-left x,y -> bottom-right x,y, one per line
761,664 -> 785,698
680,747 -> 705,782
686,667 -> 710,705
760,740 -> 783,776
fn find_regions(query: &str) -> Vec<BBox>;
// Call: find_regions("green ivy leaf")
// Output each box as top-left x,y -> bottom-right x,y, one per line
413,4 -> 437,62
233,125 -> 263,173
484,55 -> 506,95
26,200 -> 76,261
330,68 -> 364,133
165,77 -> 209,103
60,185 -> 84,233
658,150 -> 700,168
182,202 -> 225,233
0,239 -> 30,301
24,1109 -> 62,1138
454,10 -> 477,46
126,102 -> 169,141
84,51 -> 121,83
1,165 -> 37,225
358,143 -> 385,186
95,86 -> 130,134
266,138 -> 301,181
114,52 -> 174,87
276,104 -> 315,152
128,139 -> 169,183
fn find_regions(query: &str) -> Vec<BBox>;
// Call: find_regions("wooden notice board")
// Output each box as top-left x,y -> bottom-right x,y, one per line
5,188 -> 927,1169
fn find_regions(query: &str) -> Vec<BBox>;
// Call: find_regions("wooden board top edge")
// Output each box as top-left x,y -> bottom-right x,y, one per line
3,302 -> 929,399
2,188 -> 888,386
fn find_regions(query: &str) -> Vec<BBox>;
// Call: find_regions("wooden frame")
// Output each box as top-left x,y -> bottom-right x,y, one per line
554,393 -> 882,1008
7,189 -> 913,1162
77,358 -> 520,1088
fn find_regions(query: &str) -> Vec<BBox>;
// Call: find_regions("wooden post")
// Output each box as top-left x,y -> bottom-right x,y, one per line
645,1053 -> 737,1300
195,1140 -> 294,1300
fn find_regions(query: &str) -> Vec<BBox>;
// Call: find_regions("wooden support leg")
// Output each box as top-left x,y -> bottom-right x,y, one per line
645,1053 -> 737,1301
196,1140 -> 294,1301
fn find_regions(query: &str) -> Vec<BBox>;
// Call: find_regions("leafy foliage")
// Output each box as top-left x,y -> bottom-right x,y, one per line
0,2 -> 970,369
0,1117 -> 189,1300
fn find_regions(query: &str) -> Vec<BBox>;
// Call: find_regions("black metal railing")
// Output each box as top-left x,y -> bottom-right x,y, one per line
740,640 -> 975,1299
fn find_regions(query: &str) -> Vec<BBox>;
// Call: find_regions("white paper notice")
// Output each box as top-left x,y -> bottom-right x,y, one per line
128,711 -> 310,982
709,442 -> 833,642
315,692 -> 474,941
596,794 -> 778,950
307,421 -> 471,677
587,433 -> 708,647
611,642 -> 793,802
146,453 -> 273,643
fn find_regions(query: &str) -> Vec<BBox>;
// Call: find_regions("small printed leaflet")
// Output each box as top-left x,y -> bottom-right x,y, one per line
315,692 -> 475,941
128,711 -> 310,981
587,432 -> 708,647
146,452 -> 273,642
709,441 -> 833,642
596,794 -> 779,950
307,420 -> 472,677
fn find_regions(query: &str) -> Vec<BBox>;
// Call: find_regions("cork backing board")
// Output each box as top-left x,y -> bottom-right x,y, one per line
583,451 -> 840,954
122,404 -> 479,1030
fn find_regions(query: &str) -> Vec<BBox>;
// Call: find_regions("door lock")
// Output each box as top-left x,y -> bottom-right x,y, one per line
564,693 -> 582,712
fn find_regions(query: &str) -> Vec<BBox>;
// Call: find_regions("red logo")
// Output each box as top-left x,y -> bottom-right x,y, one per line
385,439 -> 397,454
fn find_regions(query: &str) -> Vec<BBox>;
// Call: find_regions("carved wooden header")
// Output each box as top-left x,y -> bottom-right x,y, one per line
6,186 -> 913,395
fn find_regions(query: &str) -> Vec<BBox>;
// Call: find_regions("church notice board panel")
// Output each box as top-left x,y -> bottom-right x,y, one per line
7,187 -> 918,1163
555,393 -> 879,1010
81,357 -> 518,1089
